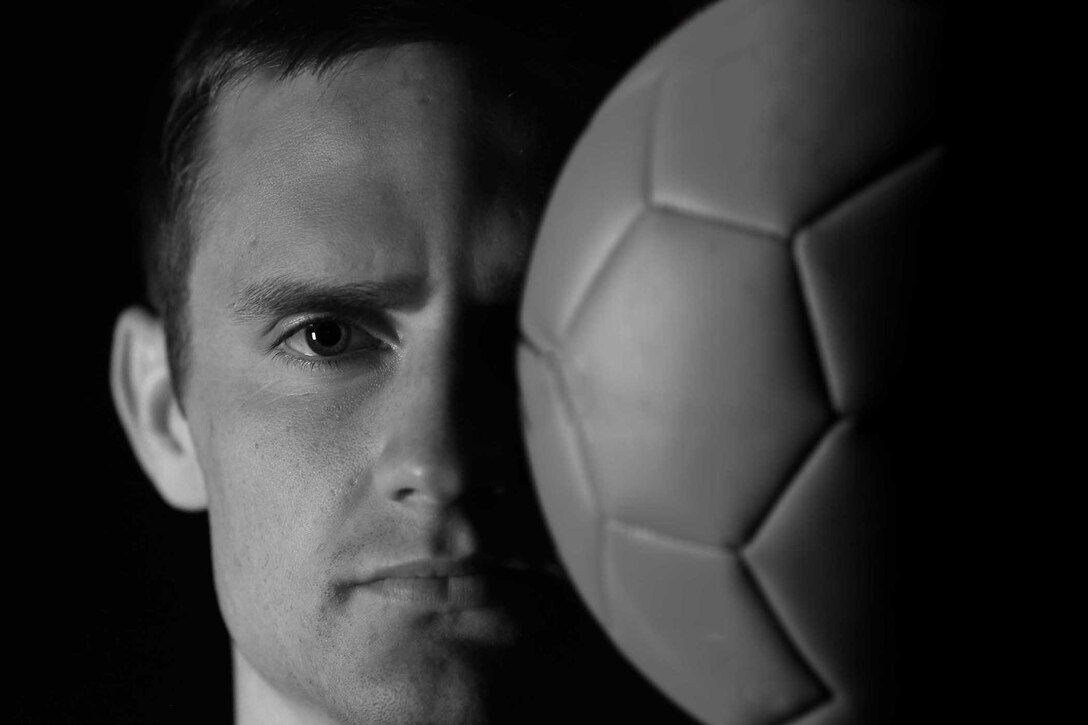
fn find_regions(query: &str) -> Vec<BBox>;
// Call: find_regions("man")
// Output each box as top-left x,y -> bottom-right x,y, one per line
111,1 -> 694,723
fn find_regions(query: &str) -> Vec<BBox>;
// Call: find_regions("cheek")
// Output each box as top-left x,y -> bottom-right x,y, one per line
189,371 -> 383,626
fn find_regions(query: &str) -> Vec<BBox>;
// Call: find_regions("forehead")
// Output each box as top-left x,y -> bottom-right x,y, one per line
194,43 -> 534,302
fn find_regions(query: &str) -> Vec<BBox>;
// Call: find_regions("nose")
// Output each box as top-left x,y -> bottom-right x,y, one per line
371,349 -> 466,509
369,304 -> 522,511
372,419 -> 465,509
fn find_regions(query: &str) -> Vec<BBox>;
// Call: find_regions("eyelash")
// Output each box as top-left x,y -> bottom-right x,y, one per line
269,348 -> 348,373
269,317 -> 391,374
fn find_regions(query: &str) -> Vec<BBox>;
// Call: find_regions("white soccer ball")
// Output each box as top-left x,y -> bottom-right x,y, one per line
518,1 -> 945,723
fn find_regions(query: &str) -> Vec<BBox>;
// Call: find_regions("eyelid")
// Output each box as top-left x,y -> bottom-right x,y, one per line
269,312 -> 398,352
267,316 -> 397,377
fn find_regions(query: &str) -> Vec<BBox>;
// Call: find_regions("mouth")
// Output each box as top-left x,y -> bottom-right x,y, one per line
355,557 -> 564,610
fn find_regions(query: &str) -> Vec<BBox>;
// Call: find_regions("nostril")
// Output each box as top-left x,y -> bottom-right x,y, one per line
377,458 -> 466,508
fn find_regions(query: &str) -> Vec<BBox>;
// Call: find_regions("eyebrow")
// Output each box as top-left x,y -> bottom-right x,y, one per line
230,274 -> 430,324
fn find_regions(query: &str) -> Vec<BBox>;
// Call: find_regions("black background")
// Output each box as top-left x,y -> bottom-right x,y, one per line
14,5 -> 231,722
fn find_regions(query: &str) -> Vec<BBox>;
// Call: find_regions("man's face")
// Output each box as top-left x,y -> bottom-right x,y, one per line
183,44 -> 576,723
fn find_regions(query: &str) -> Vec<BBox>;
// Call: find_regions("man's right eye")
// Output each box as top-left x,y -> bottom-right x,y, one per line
279,318 -> 388,361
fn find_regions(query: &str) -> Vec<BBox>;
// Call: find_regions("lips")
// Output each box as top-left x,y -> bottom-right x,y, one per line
366,573 -> 495,607
355,557 -> 561,609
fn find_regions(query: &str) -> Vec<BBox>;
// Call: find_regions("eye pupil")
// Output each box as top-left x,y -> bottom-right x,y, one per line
306,320 -> 349,356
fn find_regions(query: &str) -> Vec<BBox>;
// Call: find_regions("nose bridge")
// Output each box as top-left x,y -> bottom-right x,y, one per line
372,313 -> 467,508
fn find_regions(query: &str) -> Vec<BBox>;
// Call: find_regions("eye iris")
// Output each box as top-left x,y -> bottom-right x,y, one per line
306,320 -> 349,356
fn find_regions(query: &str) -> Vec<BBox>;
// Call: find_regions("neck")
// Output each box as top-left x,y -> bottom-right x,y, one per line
233,648 -> 337,725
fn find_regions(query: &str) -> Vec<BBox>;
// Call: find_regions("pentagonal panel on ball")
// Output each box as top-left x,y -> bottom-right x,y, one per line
561,207 -> 831,548
649,0 -> 944,235
604,521 -> 827,725
794,148 -> 944,415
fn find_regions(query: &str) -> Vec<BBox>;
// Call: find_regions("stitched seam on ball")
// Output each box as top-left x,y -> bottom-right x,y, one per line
607,518 -> 836,722
791,143 -> 945,237
742,419 -> 844,550
741,421 -> 859,723
560,203 -> 649,351
648,198 -> 785,241
557,77 -> 664,343
789,210 -> 839,419
791,234 -> 840,417
645,73 -> 663,213
736,555 -> 835,723
560,206 -> 647,344
548,347 -> 612,630
648,57 -> 786,240
607,517 -> 735,557
791,144 -> 945,417
772,694 -> 833,725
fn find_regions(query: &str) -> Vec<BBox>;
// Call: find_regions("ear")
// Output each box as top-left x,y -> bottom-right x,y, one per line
110,307 -> 207,511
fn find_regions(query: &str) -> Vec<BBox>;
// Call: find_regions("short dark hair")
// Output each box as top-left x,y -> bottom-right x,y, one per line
142,0 -> 627,401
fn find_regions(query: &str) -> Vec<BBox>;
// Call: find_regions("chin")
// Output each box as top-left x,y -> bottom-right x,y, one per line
306,640 -> 502,725
350,618 -> 602,723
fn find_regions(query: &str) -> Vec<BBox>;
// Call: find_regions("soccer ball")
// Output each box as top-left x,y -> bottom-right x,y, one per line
517,0 -> 945,723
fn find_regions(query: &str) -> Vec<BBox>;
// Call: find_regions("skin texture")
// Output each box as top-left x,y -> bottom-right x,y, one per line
179,44 -> 586,724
